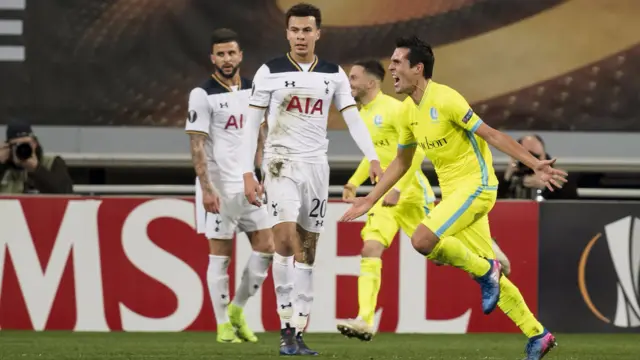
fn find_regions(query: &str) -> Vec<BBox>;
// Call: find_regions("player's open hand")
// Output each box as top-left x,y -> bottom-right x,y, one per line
342,183 -> 356,202
533,158 -> 568,191
202,191 -> 221,214
369,160 -> 383,184
340,196 -> 374,222
382,189 -> 400,207
243,173 -> 264,207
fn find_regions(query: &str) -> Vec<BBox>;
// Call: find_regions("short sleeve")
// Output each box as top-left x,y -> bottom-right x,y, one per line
185,88 -> 211,135
446,88 -> 483,133
333,66 -> 357,112
249,64 -> 272,109
395,101 -> 417,148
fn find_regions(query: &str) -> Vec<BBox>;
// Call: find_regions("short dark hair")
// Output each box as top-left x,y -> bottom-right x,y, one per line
353,60 -> 385,81
518,134 -> 545,147
395,36 -> 434,78
210,28 -> 240,50
286,3 -> 322,28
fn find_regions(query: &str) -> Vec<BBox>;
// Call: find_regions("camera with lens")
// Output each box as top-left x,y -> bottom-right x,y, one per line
11,142 -> 33,161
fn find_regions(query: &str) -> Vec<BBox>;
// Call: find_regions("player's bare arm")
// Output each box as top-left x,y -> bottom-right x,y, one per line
188,133 -> 221,213
254,122 -> 267,171
473,123 -> 568,191
242,105 -> 266,207
341,145 -> 415,221
336,65 -> 383,183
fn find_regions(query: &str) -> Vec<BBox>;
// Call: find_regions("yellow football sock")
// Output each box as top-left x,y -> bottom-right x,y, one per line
498,277 -> 544,338
429,236 -> 490,277
357,257 -> 382,326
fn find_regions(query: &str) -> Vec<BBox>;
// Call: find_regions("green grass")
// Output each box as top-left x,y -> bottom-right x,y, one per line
0,332 -> 638,359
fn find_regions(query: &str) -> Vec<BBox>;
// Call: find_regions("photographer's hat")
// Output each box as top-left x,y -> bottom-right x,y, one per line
6,119 -> 33,141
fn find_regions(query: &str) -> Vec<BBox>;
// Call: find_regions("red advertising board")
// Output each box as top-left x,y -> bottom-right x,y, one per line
0,197 -> 538,333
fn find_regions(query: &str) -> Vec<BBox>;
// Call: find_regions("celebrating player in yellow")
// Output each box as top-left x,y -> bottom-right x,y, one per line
341,36 -> 567,360
337,60 -> 435,341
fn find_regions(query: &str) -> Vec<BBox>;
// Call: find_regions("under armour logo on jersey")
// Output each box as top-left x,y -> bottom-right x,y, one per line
315,220 -> 323,227
298,312 -> 309,317
410,121 -> 419,126
271,202 -> 278,216
280,302 -> 292,309
324,80 -> 329,94
220,102 -> 228,108
285,81 -> 295,87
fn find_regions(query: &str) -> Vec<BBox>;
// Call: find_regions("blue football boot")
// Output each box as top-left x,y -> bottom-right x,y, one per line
279,326 -> 298,356
295,333 -> 318,356
524,329 -> 557,360
474,259 -> 502,314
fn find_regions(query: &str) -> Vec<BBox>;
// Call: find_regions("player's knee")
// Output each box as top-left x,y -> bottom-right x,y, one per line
251,229 -> 275,254
410,228 -> 438,256
273,223 -> 297,255
361,240 -> 385,258
294,230 -> 319,265
411,234 -> 437,256
208,239 -> 233,256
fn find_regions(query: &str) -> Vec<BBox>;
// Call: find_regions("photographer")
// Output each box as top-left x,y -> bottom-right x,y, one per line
0,120 -> 73,194
498,134 -> 577,200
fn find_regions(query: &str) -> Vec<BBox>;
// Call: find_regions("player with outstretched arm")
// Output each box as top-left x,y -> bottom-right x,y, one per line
337,59 -> 435,340
341,36 -> 567,360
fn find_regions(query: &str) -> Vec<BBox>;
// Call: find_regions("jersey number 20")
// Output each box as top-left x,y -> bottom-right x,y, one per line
309,198 -> 327,218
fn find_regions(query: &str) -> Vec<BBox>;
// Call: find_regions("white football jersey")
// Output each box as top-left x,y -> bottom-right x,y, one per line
249,54 -> 357,163
185,75 -> 253,194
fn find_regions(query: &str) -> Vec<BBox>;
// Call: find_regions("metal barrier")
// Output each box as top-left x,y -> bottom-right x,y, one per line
60,153 -> 640,172
72,184 -> 640,199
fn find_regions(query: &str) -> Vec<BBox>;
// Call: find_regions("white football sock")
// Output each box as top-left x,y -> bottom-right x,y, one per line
207,254 -> 231,325
232,251 -> 273,308
273,253 -> 294,328
292,261 -> 314,335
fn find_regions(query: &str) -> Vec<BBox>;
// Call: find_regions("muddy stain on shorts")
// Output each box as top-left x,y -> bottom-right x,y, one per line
268,158 -> 286,177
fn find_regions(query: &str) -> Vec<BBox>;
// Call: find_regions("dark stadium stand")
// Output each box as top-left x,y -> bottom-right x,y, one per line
480,45 -> 640,131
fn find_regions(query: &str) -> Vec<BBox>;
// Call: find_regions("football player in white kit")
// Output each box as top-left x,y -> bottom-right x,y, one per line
186,28 -> 275,344
241,3 -> 383,356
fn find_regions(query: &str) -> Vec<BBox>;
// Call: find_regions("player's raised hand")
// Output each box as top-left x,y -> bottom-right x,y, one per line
534,158 -> 568,191
369,160 -> 383,184
202,190 -> 221,214
340,197 -> 374,222
243,173 -> 264,207
382,189 -> 400,207
342,183 -> 356,202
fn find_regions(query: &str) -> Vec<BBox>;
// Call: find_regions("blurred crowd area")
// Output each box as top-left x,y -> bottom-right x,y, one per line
1,0 -> 639,131
0,0 -> 639,199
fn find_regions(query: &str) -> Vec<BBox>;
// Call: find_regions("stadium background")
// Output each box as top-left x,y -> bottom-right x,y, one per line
1,1 -> 640,358
1,0 -> 640,131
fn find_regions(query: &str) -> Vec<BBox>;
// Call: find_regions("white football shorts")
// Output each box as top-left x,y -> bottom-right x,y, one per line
195,178 -> 271,240
261,158 -> 329,233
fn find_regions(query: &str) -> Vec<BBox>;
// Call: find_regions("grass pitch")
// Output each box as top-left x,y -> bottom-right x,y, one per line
0,331 -> 638,359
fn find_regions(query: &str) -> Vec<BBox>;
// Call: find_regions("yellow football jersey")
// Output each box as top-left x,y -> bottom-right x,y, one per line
397,81 -> 498,196
348,91 -> 435,205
